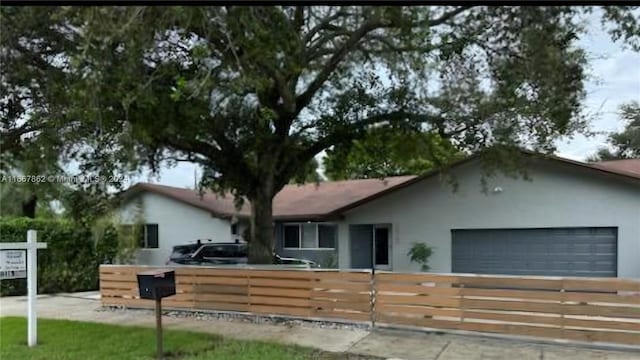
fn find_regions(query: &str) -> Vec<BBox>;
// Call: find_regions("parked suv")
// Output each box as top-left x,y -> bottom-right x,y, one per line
167,242 -> 317,267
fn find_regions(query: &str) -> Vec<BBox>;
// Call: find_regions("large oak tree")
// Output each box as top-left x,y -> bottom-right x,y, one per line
6,6 -> 639,262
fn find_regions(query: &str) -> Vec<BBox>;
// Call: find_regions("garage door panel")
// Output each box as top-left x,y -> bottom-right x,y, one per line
451,228 -> 617,277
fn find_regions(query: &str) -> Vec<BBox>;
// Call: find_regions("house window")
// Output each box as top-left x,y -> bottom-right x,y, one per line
231,223 -> 238,235
318,224 -> 337,249
144,224 -> 159,248
283,223 -> 336,249
122,224 -> 159,249
284,224 -> 301,248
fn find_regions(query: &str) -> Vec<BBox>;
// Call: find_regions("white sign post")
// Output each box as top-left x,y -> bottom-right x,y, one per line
0,229 -> 47,347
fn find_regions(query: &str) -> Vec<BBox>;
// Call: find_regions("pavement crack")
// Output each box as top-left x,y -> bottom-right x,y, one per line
434,340 -> 451,360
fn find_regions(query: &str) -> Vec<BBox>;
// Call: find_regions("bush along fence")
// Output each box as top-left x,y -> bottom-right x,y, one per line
0,218 -> 118,296
100,265 -> 640,347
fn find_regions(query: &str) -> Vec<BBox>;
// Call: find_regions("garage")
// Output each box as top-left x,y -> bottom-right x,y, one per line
451,227 -> 617,277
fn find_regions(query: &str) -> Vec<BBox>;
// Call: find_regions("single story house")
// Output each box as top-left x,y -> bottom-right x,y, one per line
118,153 -> 640,279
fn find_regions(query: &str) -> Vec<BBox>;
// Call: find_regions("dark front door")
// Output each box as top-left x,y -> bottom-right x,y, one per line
374,226 -> 390,269
350,225 -> 373,269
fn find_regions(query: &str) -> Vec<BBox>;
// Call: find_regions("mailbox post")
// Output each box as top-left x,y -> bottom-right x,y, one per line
137,270 -> 176,360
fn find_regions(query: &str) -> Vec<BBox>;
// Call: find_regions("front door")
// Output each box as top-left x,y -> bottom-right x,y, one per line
349,224 -> 391,270
374,226 -> 391,270
349,225 -> 373,269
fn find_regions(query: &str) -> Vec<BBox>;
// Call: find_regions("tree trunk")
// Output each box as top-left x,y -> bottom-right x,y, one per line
248,185 -> 275,264
22,194 -> 37,218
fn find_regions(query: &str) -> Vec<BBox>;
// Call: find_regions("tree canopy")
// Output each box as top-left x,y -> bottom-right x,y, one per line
589,101 -> 640,161
2,6 -> 639,262
324,127 -> 461,180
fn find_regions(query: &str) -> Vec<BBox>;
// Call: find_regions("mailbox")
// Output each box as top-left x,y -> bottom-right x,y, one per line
137,269 -> 176,300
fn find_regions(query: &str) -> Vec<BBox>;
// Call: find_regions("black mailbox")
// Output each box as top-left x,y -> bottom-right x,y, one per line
137,269 -> 176,300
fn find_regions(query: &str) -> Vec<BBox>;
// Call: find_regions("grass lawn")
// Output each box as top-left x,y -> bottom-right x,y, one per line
0,317 -> 345,360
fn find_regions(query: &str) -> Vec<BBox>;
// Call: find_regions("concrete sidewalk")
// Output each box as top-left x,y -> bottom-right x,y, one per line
1,292 -> 638,360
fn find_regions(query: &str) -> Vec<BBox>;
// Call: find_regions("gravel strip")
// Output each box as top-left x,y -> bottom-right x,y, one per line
99,305 -> 372,331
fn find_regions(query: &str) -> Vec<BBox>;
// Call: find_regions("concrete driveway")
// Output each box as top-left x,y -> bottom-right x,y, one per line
1,292 -> 638,360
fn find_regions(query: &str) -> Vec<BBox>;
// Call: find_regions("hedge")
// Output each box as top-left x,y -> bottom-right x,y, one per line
0,217 -> 116,296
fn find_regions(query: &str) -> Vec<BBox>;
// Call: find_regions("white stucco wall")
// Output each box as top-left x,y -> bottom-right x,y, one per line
119,192 -> 234,265
337,160 -> 640,279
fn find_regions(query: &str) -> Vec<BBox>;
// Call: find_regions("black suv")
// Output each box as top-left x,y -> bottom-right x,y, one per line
166,242 -> 317,267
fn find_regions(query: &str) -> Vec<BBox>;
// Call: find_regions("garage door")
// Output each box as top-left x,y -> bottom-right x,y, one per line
451,227 -> 617,277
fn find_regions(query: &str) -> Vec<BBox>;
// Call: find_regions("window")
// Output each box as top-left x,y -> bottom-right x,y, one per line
283,223 -> 337,249
284,225 -> 300,248
318,225 -> 337,249
145,224 -> 159,248
123,224 -> 158,249
231,223 -> 238,235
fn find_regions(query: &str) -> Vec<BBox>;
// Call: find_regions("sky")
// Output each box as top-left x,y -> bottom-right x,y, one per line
126,11 -> 640,189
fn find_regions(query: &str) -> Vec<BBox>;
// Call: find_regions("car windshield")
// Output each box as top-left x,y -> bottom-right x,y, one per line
170,245 -> 199,258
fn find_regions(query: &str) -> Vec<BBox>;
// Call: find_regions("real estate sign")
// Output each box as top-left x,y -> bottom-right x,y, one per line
0,249 -> 27,279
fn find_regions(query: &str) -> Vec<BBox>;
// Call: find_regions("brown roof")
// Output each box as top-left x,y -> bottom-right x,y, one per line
592,159 -> 640,178
122,152 -> 640,221
123,176 -> 416,220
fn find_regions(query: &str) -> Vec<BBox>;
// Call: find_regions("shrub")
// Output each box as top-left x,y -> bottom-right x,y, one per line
407,242 -> 434,271
0,217 -> 101,296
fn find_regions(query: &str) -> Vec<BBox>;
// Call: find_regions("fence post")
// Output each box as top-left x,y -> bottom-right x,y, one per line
459,283 -> 465,325
560,279 -> 566,337
370,269 -> 376,329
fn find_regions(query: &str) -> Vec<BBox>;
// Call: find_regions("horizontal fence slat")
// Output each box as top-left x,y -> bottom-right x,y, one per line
462,299 -> 562,314
563,317 -> 640,331
376,284 -> 462,296
313,281 -> 372,292
564,291 -> 640,305
456,276 -> 564,291
193,276 -> 248,286
563,279 -> 640,293
244,270 -> 315,280
311,290 -> 371,303
193,294 -> 248,304
312,299 -> 371,313
563,328 -> 640,345
376,304 -> 462,318
194,284 -> 248,295
378,294 -> 461,308
250,287 -> 310,299
563,303 -> 640,319
250,305 -> 312,317
462,310 -> 562,326
460,288 -> 563,302
313,309 -> 371,322
194,301 -> 249,312
249,278 -> 313,289
315,271 -> 372,282
250,296 -> 310,308
375,273 -> 460,284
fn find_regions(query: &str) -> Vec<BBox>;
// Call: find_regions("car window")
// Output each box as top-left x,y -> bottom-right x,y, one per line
171,245 -> 199,258
200,244 -> 247,258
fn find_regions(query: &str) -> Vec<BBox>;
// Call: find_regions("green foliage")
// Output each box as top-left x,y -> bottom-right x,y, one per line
589,101 -> 640,161
320,253 -> 339,269
407,242 -> 434,271
0,218 -> 96,295
290,157 -> 323,184
325,128 -> 462,180
0,217 -> 121,296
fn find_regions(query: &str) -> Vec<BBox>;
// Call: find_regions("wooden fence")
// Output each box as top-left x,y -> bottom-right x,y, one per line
100,266 -> 372,323
374,272 -> 640,346
100,265 -> 640,346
